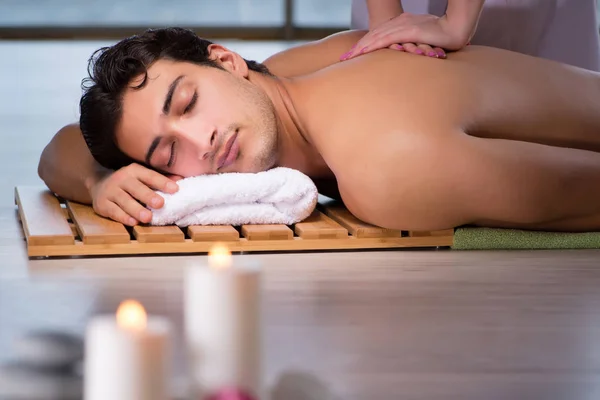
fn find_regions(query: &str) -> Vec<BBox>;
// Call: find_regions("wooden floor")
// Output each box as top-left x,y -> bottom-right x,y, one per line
2,39 -> 600,400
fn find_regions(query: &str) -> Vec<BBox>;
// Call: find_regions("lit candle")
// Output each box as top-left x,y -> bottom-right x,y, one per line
84,300 -> 172,400
185,243 -> 262,399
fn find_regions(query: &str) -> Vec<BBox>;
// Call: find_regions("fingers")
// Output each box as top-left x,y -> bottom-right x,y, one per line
96,201 -> 138,226
123,178 -> 164,209
95,187 -> 153,226
130,164 -> 179,194
388,44 -> 405,52
401,42 -> 419,55
91,163 -> 180,226
341,41 -> 367,61
416,44 -> 446,58
433,46 -> 447,58
395,43 -> 446,58
340,43 -> 358,61
343,33 -> 398,60
417,44 -> 435,57
343,40 -> 446,60
342,24 -> 401,60
341,12 -> 454,61
112,188 -> 153,224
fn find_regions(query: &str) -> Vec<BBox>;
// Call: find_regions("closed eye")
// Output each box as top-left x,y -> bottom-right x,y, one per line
183,91 -> 198,114
167,141 -> 176,168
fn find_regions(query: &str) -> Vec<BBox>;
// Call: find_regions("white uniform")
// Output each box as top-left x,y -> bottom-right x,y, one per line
351,0 -> 600,71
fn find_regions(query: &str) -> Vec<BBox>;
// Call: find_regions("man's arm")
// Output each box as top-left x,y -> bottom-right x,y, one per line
38,124 -> 178,225
263,30 -> 367,78
38,123 -> 108,204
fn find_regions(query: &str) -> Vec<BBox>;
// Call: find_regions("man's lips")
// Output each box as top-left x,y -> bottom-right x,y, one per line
216,131 -> 239,171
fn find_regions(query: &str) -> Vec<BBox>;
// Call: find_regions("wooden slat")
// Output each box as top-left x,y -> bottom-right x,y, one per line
409,229 -> 455,237
14,187 -> 74,246
66,201 -> 130,244
322,205 -> 402,239
26,235 -> 454,257
133,225 -> 185,243
241,225 -> 293,241
17,187 -> 454,257
294,210 -> 348,239
187,225 -> 239,242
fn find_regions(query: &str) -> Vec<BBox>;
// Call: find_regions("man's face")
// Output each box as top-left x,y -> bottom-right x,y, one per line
116,58 -> 278,177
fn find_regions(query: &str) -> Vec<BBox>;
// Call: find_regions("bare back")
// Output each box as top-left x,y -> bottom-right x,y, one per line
287,45 -> 600,229
294,45 -> 600,154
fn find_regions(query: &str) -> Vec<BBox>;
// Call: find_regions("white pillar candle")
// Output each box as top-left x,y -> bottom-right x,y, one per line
85,300 -> 172,400
185,244 -> 262,399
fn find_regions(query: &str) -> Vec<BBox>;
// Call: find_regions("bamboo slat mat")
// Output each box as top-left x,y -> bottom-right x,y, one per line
15,186 -> 453,257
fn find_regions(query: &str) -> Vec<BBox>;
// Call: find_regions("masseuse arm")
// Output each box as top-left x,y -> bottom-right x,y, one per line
342,0 -> 485,60
366,0 -> 404,29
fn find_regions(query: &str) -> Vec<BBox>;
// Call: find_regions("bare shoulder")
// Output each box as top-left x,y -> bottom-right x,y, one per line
263,30 -> 367,78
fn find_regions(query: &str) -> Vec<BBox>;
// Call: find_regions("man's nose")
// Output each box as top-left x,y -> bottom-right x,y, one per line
169,120 -> 216,161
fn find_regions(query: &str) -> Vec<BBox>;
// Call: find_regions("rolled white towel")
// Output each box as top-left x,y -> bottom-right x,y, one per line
150,167 -> 318,227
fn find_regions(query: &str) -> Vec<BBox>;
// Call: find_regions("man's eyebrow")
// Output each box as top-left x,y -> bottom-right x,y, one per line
145,136 -> 162,166
163,75 -> 185,115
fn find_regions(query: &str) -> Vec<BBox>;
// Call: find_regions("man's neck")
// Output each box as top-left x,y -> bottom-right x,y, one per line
247,71 -> 331,177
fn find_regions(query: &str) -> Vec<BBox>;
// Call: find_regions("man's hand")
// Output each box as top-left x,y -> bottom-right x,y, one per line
89,163 -> 180,226
341,13 -> 463,61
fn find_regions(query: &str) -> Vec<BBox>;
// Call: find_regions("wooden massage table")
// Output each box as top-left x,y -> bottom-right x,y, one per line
15,186 -> 454,258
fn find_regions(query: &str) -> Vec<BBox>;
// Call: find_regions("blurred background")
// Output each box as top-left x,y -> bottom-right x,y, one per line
0,0 -> 351,40
2,0 -> 600,41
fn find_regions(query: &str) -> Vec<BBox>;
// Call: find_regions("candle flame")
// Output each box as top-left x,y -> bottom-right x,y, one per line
208,243 -> 232,269
116,300 -> 147,331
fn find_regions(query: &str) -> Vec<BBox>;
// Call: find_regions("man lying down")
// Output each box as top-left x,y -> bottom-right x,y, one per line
38,27 -> 600,232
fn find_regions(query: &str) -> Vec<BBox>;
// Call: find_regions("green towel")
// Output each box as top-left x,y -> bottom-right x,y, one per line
452,227 -> 600,250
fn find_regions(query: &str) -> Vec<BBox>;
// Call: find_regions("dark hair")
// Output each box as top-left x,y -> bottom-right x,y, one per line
79,27 -> 271,171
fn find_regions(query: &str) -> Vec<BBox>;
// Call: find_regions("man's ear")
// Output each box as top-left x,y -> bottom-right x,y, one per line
207,44 -> 249,78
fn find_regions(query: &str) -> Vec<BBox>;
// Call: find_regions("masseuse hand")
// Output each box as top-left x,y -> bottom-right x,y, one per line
89,163 -> 181,226
342,13 -> 456,60
341,0 -> 484,61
